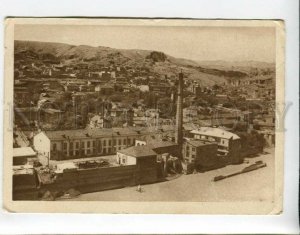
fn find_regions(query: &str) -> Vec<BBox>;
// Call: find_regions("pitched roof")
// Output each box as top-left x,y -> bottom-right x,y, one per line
42,125 -> 178,140
118,145 -> 157,158
190,127 -> 240,140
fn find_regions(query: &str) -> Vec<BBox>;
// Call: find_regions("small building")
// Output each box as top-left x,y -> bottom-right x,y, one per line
13,147 -> 37,166
183,139 -> 220,172
117,145 -> 158,184
135,138 -> 179,158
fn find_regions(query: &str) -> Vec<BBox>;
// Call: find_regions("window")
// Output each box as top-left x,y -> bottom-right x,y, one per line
87,141 -> 90,147
108,140 -> 111,146
53,143 -> 57,151
123,139 -> 127,145
192,147 -> 196,152
98,141 -> 102,152
63,142 -> 67,150
113,139 -> 116,145
118,139 -> 122,145
76,142 -> 79,148
122,158 -> 126,164
186,146 -> 189,150
70,142 -> 73,150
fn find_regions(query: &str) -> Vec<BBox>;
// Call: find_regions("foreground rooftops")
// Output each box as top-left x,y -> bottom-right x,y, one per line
191,127 -> 240,140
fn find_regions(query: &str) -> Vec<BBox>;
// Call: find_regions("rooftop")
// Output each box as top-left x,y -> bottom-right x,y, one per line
147,140 -> 177,149
191,127 -> 240,140
118,145 -> 157,158
42,125 -> 177,140
13,147 -> 36,158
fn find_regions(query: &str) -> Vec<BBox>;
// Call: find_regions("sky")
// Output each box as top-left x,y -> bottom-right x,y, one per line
15,24 -> 276,63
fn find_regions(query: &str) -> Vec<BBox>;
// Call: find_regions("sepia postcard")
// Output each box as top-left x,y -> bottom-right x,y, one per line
3,18 -> 285,214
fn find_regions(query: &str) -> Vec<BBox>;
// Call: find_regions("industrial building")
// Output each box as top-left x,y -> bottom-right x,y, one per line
183,139 -> 221,172
190,127 -> 242,164
33,125 -> 177,163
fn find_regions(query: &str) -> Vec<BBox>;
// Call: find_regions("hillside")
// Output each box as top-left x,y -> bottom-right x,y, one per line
14,40 -> 273,86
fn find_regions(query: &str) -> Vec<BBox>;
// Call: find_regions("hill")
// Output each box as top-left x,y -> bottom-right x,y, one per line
14,40 -> 274,86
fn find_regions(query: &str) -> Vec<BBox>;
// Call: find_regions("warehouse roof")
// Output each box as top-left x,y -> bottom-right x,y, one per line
118,145 -> 157,158
42,125 -> 177,140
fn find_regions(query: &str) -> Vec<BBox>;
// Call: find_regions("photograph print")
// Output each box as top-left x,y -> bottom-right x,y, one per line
4,18 -> 284,214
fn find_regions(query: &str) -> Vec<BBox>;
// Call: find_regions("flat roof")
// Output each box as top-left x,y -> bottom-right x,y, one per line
13,147 -> 36,158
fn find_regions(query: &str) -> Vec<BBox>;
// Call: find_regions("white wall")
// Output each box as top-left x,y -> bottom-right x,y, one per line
33,132 -> 50,159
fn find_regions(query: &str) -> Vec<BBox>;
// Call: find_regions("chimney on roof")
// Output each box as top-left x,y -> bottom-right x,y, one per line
175,72 -> 183,152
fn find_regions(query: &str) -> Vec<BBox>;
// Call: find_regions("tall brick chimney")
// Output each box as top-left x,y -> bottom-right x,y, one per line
175,72 -> 183,148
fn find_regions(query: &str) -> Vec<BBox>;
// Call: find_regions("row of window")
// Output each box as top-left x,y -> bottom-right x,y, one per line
53,138 -> 136,151
195,135 -> 228,145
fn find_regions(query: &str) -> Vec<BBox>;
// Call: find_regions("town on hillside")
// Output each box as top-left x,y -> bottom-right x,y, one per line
13,40 -> 275,201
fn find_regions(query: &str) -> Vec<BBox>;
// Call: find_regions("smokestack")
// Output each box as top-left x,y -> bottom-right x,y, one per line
175,72 -> 183,148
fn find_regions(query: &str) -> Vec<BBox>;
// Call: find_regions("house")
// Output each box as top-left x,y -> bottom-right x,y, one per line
190,127 -> 242,164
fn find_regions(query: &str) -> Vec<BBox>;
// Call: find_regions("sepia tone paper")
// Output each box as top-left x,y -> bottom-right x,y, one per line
3,18 -> 284,214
